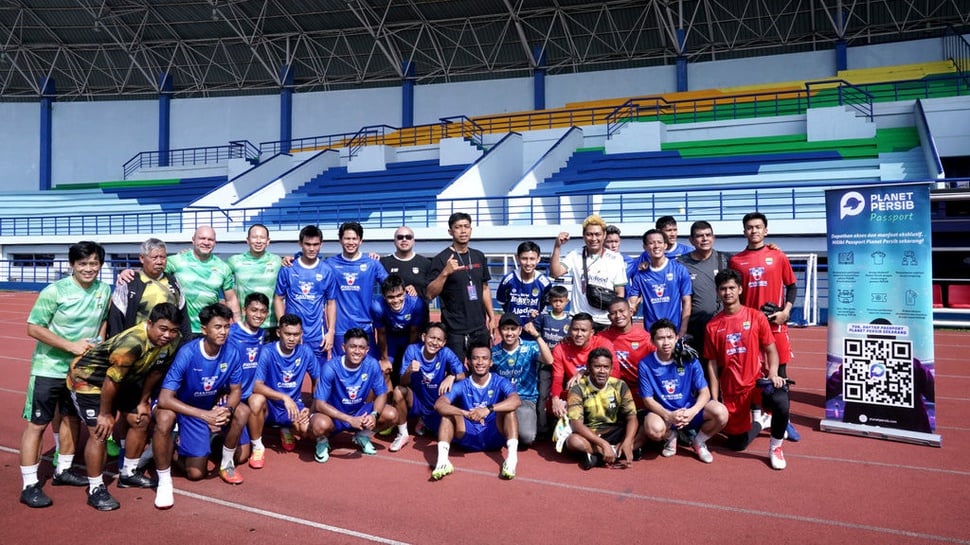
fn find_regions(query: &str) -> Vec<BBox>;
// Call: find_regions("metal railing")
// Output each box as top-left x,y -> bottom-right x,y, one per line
439,116 -> 486,148
122,140 -> 259,179
944,25 -> 970,74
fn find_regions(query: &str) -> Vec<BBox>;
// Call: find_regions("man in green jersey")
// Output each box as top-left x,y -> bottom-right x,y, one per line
228,224 -> 281,334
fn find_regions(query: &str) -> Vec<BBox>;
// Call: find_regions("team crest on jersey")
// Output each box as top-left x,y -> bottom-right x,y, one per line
360,264 -> 368,271
315,274 -> 323,281
662,379 -> 678,394
202,376 -> 218,392
412,267 -> 420,275
532,287 -> 539,296
765,257 -> 774,266
361,373 -> 368,381
652,284 -> 666,298
219,362 -> 228,372
666,272 -> 674,281
631,342 -> 640,350
404,313 -> 412,320
344,272 -> 358,286
347,385 -> 360,400
300,281 -> 314,295
246,347 -> 258,362
726,333 -> 742,346
487,390 -> 495,398
750,267 -> 764,281
742,321 -> 751,330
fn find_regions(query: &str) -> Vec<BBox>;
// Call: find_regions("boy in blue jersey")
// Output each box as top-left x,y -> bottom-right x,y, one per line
246,314 -> 318,469
432,342 -> 522,481
628,229 -> 692,335
523,284 -> 570,438
389,322 -> 466,452
496,241 -> 552,340
309,329 -> 398,463
327,221 -> 389,356
491,313 -> 552,447
372,274 -> 427,388
151,303 -> 251,510
639,319 -> 727,463
274,225 -> 338,364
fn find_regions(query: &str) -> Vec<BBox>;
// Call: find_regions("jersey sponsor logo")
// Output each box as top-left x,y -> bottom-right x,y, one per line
344,272 -> 358,285
246,347 -> 258,362
725,332 -> 747,356
282,370 -> 294,382
300,281 -> 314,295
662,379 -> 678,394
346,385 -> 360,400
202,375 -> 218,392
652,283 -> 666,298
750,267 -> 764,281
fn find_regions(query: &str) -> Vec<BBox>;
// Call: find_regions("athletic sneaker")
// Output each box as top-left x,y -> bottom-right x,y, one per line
414,420 -> 430,437
692,440 -> 714,464
51,451 -> 59,469
87,484 -> 120,511
353,433 -> 377,456
770,446 -> 787,470
117,472 -> 158,489
314,439 -> 330,463
500,461 -> 516,480
661,435 -> 678,457
219,466 -> 244,485
52,470 -> 87,487
581,453 -> 603,471
154,482 -> 174,510
280,428 -> 297,451
249,448 -> 265,469
431,462 -> 454,481
377,426 -> 394,436
754,411 -> 772,432
19,483 -> 52,508
106,437 -> 121,458
785,422 -> 801,442
389,433 -> 410,452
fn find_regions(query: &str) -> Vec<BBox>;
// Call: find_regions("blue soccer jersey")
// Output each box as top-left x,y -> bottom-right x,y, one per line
371,294 -> 427,363
255,341 -> 318,408
313,355 -> 387,415
490,341 -> 541,403
275,258 -> 338,350
162,338 -> 243,409
327,254 -> 388,336
443,373 -> 516,426
628,259 -> 692,330
227,322 -> 266,399
637,351 -> 708,412
533,311 -> 570,349
496,271 -> 552,338
400,343 -> 465,415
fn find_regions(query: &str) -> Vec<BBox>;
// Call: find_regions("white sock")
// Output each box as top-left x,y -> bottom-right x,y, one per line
56,453 -> 74,474
752,409 -> 763,422
121,457 -> 140,477
506,439 -> 519,465
436,442 -> 451,466
252,437 -> 264,451
397,423 -> 409,436
221,446 -> 236,470
52,432 -> 61,453
157,467 -> 172,487
21,464 -> 39,489
769,437 -> 784,450
696,430 -> 712,444
87,475 -> 104,494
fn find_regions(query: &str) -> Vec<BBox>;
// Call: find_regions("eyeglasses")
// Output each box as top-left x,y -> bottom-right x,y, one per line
395,234 -> 414,241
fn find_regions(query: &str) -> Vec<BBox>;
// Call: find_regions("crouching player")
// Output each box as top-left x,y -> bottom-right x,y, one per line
67,302 -> 183,510
246,314 -> 318,469
389,322 -> 465,452
152,303 -> 251,509
309,329 -> 398,463
639,318 -> 727,464
431,342 -> 521,481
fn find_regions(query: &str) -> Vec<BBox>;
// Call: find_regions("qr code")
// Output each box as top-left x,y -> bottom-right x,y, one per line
842,338 -> 914,408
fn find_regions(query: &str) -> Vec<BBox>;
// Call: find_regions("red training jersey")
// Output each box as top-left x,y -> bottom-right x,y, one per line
550,336 -> 617,399
704,306 -> 775,396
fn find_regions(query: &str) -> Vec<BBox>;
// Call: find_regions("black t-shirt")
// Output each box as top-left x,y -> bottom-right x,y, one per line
427,247 -> 490,334
380,254 -> 432,299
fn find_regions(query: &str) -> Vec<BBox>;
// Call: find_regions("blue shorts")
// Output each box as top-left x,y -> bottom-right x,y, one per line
175,413 -> 214,458
266,398 -> 306,427
455,416 -> 505,452
331,402 -> 374,434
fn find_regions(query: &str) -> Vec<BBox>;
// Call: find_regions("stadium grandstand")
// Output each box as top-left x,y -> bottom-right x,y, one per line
0,1 -> 968,326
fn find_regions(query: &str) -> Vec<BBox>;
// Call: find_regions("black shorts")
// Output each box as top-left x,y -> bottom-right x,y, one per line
596,424 -> 629,445
22,376 -> 77,425
70,383 -> 144,428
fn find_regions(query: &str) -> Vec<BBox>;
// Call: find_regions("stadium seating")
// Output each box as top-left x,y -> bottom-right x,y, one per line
934,284 -> 944,308
948,285 -> 970,309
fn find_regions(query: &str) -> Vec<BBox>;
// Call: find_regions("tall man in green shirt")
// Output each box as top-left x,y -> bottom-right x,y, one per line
228,224 -> 281,333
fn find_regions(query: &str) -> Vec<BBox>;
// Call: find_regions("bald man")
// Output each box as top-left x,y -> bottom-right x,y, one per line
165,226 -> 240,334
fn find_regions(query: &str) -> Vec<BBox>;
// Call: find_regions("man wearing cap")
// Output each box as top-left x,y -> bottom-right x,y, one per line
491,312 -> 552,448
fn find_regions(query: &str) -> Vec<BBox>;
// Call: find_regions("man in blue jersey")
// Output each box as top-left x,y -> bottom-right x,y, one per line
389,322 -> 466,452
151,303 -> 251,510
327,221 -> 388,356
628,229 -> 692,335
639,318 -> 727,463
496,241 -> 552,340
227,293 -> 269,456
491,313 -> 552,448
628,216 -> 694,274
432,342 -> 522,481
246,314 -> 318,469
274,225 -> 338,364
309,329 -> 398,463
372,274 -> 427,388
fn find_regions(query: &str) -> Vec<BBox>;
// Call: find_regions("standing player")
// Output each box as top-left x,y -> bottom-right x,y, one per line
274,225 -> 338,364
67,303 -> 183,510
151,304 -> 251,509
491,313 -> 553,447
246,314 -> 318,469
426,212 -> 496,358
309,329 -> 398,463
19,241 -> 111,508
705,270 -> 789,470
380,226 -> 432,300
326,221 -> 388,355
389,322 -> 466,452
729,212 -> 800,441
627,229 -> 692,335
432,342 -> 521,481
228,224 -> 281,334
166,225 -> 240,333
639,318 -> 727,464
496,241 -> 552,340
372,274 -> 427,388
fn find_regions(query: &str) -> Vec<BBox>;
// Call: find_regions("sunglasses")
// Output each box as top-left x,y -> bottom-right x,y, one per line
396,234 -> 414,241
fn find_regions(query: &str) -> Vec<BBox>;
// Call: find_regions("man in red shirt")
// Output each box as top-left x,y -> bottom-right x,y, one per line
550,313 -> 616,418
704,269 -> 789,470
596,298 -> 654,409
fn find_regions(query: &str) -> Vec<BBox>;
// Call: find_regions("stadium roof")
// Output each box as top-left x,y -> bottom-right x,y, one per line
1,0 -> 968,100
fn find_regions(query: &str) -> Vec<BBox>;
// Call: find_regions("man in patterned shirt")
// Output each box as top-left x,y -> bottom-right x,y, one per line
491,313 -> 552,447
228,224 -> 281,334
108,237 -> 191,339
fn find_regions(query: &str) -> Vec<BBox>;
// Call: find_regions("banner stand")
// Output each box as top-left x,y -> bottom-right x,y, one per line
820,420 -> 941,447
